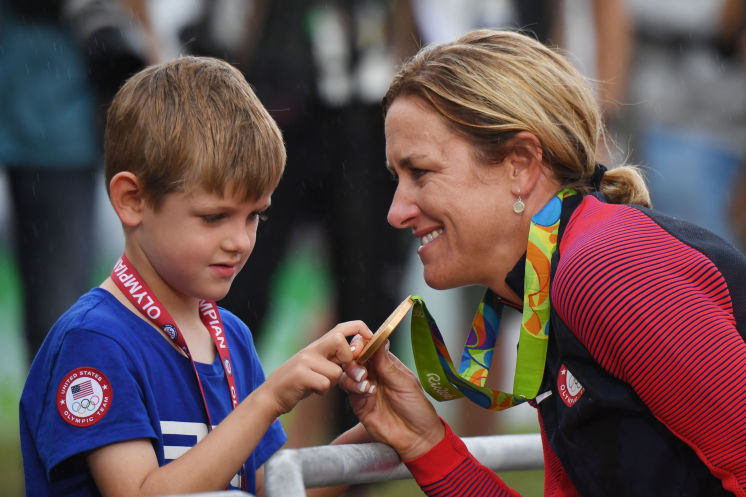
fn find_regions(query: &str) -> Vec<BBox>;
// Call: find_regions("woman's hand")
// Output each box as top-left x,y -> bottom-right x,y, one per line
341,340 -> 445,461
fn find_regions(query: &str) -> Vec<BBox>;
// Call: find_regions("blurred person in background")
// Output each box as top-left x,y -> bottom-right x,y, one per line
0,0 -> 152,364
615,0 -> 746,250
724,0 -> 746,248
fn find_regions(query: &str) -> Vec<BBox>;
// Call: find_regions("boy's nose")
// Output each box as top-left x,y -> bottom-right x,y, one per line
225,227 -> 252,254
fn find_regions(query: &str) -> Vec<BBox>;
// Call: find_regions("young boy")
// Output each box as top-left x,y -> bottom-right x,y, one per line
19,56 -> 374,497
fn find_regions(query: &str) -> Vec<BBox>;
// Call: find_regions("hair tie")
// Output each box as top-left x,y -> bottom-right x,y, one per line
590,163 -> 607,191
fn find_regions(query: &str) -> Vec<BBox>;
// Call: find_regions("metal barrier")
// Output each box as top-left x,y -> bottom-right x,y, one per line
264,433 -> 543,497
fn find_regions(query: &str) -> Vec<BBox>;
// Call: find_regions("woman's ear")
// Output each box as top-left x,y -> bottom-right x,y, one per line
109,172 -> 146,227
506,131 -> 544,196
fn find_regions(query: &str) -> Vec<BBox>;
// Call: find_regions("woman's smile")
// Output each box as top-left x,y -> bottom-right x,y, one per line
418,228 -> 443,248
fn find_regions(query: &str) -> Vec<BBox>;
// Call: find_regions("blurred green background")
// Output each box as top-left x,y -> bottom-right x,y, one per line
0,246 -> 26,497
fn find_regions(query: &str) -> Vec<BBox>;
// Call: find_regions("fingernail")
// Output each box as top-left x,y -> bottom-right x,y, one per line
352,368 -> 365,382
350,344 -> 357,352
358,380 -> 369,393
368,384 -> 376,394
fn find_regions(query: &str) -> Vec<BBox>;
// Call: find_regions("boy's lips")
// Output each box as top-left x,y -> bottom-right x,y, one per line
210,263 -> 237,278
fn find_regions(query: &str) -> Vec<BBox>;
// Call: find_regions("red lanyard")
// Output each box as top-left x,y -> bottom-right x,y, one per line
111,255 -> 244,487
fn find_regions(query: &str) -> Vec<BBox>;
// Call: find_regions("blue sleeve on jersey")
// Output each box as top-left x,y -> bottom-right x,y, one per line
37,328 -> 156,478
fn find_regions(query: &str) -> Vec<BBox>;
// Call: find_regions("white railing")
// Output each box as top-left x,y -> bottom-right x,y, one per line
264,433 -> 543,496
156,433 -> 543,497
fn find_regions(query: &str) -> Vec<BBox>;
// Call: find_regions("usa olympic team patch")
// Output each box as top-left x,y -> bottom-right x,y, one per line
558,364 -> 585,407
56,367 -> 112,427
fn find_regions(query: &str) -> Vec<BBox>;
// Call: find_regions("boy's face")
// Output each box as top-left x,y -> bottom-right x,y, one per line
136,185 -> 271,304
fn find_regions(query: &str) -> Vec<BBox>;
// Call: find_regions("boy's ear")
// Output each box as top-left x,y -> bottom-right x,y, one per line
109,172 -> 146,227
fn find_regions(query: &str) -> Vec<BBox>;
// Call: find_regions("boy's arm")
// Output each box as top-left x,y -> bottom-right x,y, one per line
87,385 -> 280,496
88,320 -> 370,497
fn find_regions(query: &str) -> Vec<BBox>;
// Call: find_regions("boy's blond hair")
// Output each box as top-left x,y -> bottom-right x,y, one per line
105,56 -> 286,208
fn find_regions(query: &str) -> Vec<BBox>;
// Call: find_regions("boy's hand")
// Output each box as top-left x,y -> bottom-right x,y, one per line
260,320 -> 372,416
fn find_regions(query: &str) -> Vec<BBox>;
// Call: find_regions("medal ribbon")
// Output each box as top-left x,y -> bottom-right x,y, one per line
111,254 -> 244,488
411,189 -> 575,409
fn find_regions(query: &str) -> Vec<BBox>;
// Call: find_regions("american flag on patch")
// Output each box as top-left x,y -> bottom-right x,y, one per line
72,379 -> 94,400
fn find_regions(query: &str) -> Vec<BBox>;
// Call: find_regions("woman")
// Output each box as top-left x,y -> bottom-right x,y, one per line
340,29 -> 746,496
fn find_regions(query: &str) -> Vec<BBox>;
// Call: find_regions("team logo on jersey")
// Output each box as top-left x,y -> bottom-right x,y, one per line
223,358 -> 232,376
558,364 -> 584,407
163,324 -> 178,340
56,367 -> 112,427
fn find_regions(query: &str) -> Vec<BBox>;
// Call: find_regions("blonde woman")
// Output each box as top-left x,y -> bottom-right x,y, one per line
341,29 -> 746,496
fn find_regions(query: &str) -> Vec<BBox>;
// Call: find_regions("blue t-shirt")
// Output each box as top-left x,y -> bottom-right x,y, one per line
20,288 -> 286,496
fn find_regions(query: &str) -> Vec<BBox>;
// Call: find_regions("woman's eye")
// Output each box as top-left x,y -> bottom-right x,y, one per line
411,168 -> 428,179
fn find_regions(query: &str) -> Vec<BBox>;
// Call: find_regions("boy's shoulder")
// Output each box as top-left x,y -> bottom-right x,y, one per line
25,288 -> 153,381
50,287 -> 140,342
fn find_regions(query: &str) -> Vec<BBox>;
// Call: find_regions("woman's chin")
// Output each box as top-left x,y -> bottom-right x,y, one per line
423,270 -> 460,290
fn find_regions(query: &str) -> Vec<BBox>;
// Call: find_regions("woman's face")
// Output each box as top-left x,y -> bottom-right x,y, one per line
385,96 -> 524,292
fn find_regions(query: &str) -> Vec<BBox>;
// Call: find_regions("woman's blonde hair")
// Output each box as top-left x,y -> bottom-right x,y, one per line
105,56 -> 286,208
383,29 -> 650,207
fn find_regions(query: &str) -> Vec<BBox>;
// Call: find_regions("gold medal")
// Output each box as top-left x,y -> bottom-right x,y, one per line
358,296 -> 414,364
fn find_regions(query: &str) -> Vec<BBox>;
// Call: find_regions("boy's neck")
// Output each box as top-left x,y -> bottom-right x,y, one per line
101,255 -> 217,363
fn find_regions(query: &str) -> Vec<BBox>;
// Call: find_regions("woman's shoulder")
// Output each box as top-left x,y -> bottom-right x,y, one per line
553,194 -> 743,338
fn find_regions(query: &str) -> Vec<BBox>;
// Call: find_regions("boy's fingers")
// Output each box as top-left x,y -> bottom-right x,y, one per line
336,320 -> 373,339
349,333 -> 365,355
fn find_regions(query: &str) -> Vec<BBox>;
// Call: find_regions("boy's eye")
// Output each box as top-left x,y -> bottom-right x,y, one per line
254,210 -> 269,223
201,214 -> 225,223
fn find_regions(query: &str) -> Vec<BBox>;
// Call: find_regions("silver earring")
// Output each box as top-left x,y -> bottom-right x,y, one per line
513,196 -> 525,214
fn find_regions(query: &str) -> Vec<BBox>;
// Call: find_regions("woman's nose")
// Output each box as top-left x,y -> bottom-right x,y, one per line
387,186 -> 417,229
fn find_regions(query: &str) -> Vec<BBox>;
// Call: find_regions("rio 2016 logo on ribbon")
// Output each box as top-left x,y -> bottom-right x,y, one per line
56,367 -> 112,427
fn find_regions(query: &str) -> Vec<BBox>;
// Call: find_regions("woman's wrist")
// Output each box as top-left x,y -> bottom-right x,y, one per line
396,418 -> 447,461
403,420 -> 471,487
